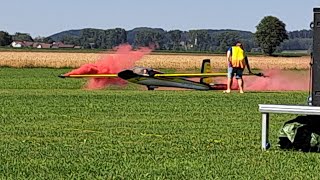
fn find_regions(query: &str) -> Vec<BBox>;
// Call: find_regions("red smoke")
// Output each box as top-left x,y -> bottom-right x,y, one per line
216,70 -> 310,91
65,44 -> 152,89
245,70 -> 309,91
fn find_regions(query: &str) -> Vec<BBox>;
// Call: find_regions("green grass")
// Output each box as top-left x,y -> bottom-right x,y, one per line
0,68 -> 318,179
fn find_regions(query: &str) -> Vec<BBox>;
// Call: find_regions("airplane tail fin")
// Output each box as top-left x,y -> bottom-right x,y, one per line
200,59 -> 214,85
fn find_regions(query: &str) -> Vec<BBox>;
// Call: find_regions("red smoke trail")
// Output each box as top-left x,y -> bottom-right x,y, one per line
65,44 -> 153,89
215,70 -> 310,91
245,70 -> 309,91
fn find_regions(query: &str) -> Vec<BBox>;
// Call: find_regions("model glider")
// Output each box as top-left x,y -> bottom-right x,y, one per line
58,59 -> 264,90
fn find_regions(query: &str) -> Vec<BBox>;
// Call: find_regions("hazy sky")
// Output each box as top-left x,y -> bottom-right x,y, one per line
1,0 -> 319,37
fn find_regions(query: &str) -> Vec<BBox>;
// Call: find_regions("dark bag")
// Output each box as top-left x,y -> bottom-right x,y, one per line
278,115 -> 320,152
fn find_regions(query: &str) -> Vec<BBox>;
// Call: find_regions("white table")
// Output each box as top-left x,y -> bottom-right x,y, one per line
258,104 -> 320,150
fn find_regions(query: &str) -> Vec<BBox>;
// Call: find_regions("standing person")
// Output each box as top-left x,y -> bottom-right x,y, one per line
224,42 -> 252,93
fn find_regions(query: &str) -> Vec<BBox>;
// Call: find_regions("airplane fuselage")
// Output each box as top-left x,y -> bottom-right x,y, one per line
118,69 -> 214,90
133,76 -> 211,90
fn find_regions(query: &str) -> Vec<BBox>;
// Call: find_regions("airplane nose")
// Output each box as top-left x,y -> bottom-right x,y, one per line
58,74 -> 66,78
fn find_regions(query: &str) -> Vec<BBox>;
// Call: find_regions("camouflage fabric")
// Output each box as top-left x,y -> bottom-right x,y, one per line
278,115 -> 320,152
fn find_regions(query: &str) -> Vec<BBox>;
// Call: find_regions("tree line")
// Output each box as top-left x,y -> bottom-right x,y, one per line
0,16 -> 313,55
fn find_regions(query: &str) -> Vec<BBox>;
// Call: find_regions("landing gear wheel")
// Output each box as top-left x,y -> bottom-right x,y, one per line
147,86 -> 155,90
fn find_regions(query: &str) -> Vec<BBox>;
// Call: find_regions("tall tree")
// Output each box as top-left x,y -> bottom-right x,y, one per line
217,32 -> 240,52
61,35 -> 80,45
134,30 -> 166,49
34,36 -> 54,44
255,16 -> 288,55
12,32 -> 34,42
134,31 -> 153,47
0,31 -> 12,46
43,37 -> 54,44
78,28 -> 127,49
188,30 -> 211,51
168,30 -> 183,50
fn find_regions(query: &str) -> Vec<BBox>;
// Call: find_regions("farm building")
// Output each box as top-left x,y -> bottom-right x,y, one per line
32,43 -> 52,49
11,41 -> 34,48
10,41 -> 80,49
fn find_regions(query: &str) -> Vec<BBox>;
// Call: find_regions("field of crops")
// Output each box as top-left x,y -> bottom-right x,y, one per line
1,67 -> 319,179
0,51 -> 311,70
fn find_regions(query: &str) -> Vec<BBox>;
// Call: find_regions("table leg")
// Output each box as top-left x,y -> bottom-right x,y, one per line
261,113 -> 270,150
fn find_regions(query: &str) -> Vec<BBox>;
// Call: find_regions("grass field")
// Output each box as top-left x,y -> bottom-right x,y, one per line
1,68 -> 319,179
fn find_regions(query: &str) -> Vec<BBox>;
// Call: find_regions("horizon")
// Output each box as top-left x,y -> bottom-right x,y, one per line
47,27 -> 310,39
2,0 -> 319,37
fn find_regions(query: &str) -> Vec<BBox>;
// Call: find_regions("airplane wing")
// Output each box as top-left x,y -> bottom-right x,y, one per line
58,72 -> 264,78
153,72 -> 265,78
58,74 -> 118,78
154,73 -> 227,77
58,72 -> 227,78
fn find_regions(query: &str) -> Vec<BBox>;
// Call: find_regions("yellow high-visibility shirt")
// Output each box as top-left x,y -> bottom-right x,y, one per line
231,46 -> 246,68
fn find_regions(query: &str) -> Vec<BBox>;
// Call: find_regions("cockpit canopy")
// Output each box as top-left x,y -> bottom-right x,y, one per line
132,67 -> 152,75
131,66 -> 163,76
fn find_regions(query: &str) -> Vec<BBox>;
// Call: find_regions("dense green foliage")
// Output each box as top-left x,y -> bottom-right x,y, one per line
0,68 -> 318,179
255,16 -> 289,55
12,32 -> 34,42
0,31 -> 12,46
33,36 -> 54,44
0,27 -> 312,53
48,27 -> 312,52
280,38 -> 312,52
51,28 -> 256,52
55,28 -> 127,49
279,30 -> 312,52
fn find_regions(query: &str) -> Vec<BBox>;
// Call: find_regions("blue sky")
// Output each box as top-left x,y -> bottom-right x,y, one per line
1,0 -> 319,37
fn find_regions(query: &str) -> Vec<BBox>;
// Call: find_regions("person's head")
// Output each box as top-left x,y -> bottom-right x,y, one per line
235,41 -> 244,49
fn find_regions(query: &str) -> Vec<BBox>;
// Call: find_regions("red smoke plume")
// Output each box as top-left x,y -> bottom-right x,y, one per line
244,70 -> 310,91
65,44 -> 152,89
216,70 -> 310,91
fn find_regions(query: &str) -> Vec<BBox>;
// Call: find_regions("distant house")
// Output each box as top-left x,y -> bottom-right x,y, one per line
51,42 -> 63,48
10,41 -> 80,49
58,44 -> 75,48
11,41 -> 34,48
51,42 -> 75,48
11,41 -> 23,48
33,43 -> 52,49
24,41 -> 34,47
